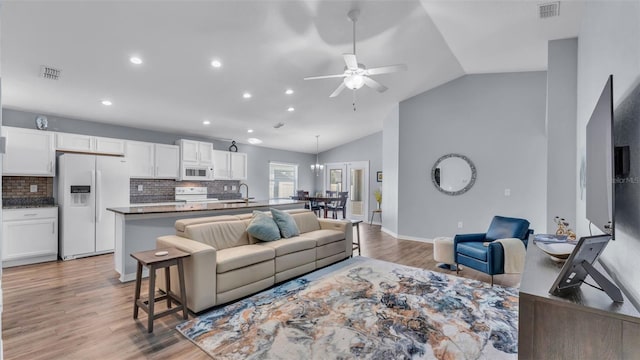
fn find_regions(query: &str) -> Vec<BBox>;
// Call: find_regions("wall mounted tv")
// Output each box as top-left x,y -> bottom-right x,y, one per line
586,75 -> 614,236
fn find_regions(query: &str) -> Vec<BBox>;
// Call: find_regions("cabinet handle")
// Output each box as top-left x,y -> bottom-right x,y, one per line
23,213 -> 38,217
156,166 -> 159,176
48,161 -> 53,173
52,222 -> 55,234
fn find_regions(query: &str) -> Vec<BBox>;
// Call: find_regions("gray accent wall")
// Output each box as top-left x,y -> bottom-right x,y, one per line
2,108 -> 316,202
398,72 -> 547,240
576,1 -> 640,307
317,131 -> 383,219
546,38 -> 578,233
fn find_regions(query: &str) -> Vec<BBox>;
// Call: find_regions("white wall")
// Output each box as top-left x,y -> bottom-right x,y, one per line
576,1 -> 640,306
398,72 -> 548,241
546,38 -> 578,233
382,106 -> 400,235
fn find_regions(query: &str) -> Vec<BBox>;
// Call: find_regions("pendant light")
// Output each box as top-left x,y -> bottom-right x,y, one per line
310,135 -> 324,175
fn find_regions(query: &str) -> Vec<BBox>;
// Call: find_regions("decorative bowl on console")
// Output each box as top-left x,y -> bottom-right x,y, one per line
535,242 -> 576,262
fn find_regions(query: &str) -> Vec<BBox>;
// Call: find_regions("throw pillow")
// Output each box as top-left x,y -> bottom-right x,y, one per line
271,208 -> 300,238
247,211 -> 281,242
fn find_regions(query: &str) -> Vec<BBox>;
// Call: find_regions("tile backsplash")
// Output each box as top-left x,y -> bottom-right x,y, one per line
130,179 -> 242,203
2,176 -> 55,206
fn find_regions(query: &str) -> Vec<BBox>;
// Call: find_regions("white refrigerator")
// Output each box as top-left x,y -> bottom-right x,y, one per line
58,153 -> 130,260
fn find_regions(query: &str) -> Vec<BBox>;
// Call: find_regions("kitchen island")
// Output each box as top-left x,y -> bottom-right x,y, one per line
107,199 -> 306,282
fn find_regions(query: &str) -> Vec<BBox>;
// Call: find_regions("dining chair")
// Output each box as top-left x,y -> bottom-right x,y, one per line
328,192 -> 348,219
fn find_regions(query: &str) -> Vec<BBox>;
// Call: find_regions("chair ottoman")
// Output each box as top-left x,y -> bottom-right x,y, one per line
433,237 -> 457,271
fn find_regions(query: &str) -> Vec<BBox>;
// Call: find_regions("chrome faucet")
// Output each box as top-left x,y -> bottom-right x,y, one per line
239,183 -> 249,203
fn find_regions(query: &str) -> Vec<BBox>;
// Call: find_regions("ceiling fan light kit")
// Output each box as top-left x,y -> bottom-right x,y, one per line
304,8 -> 407,101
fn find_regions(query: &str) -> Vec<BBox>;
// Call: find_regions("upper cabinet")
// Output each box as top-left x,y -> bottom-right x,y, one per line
125,141 -> 179,179
2,127 -> 56,176
177,139 -> 213,166
56,132 -> 125,155
212,150 -> 248,180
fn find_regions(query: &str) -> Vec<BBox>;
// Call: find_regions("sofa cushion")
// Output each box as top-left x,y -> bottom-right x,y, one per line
184,219 -> 249,250
175,215 -> 239,234
258,236 -> 317,256
216,245 -> 275,273
302,229 -> 344,246
456,242 -> 488,262
271,208 -> 300,238
291,212 -> 321,234
246,211 -> 281,242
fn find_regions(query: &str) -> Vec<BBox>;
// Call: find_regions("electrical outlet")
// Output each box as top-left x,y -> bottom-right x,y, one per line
30,185 -> 38,193
504,188 -> 511,197
232,185 -> 237,191
457,221 -> 463,229
224,185 -> 228,191
138,185 -> 143,192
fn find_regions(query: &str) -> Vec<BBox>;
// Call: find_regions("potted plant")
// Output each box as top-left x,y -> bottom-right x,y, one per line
374,189 -> 382,209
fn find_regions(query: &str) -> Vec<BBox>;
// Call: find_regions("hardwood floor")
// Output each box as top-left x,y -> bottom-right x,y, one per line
2,224 -> 520,359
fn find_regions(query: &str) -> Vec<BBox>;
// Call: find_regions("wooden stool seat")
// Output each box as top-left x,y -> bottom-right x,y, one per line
131,248 -> 190,333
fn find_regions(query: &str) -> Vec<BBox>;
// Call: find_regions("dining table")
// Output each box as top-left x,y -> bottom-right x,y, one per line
291,196 -> 341,218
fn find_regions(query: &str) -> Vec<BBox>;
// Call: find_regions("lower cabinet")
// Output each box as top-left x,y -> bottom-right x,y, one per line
2,207 -> 58,268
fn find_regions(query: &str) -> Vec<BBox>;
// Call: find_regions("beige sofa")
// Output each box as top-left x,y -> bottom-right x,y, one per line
156,209 -> 353,313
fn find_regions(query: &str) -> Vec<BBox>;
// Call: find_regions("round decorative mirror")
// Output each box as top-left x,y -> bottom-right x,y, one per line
431,154 -> 477,196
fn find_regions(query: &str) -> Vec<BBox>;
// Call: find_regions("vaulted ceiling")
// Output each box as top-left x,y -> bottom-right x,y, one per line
1,1 -> 583,153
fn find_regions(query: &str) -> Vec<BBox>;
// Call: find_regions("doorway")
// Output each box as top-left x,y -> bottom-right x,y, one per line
324,161 -> 369,221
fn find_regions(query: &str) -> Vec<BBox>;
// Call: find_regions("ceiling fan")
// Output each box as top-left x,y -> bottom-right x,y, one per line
304,9 -> 408,99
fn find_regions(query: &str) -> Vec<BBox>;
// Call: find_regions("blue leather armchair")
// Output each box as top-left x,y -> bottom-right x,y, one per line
454,216 -> 532,286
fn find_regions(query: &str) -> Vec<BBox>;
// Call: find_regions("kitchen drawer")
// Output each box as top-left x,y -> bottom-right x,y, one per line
3,207 -> 58,221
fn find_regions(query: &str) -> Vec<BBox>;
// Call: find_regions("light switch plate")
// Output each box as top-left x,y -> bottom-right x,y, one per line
231,185 -> 237,191
30,185 -> 38,193
223,185 -> 228,191
504,188 -> 511,197
138,185 -> 143,192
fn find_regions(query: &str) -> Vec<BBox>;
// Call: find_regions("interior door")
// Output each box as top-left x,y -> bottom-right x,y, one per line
324,161 -> 369,221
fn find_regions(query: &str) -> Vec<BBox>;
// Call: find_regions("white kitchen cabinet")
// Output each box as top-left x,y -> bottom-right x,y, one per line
56,132 -> 125,155
212,150 -> 248,180
2,126 -> 55,176
125,141 -> 179,179
177,139 -> 213,166
154,144 -> 180,178
2,207 -> 58,268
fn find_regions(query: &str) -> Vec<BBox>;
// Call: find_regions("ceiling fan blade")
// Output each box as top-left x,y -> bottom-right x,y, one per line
304,73 -> 347,80
363,76 -> 388,93
343,54 -> 359,70
329,82 -> 347,98
365,64 -> 408,76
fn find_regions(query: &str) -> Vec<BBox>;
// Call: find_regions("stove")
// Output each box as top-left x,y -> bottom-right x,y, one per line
175,187 -> 219,203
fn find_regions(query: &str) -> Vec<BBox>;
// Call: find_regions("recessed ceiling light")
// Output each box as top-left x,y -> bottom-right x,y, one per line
247,129 -> 254,133
287,107 -> 295,112
211,59 -> 222,68
243,92 -> 252,99
285,89 -> 294,95
203,120 -> 211,125
248,137 -> 262,144
101,100 -> 113,106
129,57 -> 143,65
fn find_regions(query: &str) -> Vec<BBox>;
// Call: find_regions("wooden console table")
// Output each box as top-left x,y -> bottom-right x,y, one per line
519,241 -> 640,359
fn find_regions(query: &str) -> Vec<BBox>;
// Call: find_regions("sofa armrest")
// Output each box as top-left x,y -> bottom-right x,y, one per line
156,235 -> 218,313
318,219 -> 353,257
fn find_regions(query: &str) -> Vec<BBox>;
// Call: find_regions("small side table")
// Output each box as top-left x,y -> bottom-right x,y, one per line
131,248 -> 190,333
350,219 -> 363,256
370,209 -> 382,225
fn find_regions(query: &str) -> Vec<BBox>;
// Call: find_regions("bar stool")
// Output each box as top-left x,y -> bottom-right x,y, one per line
350,219 -> 363,256
131,248 -> 190,333
370,209 -> 382,225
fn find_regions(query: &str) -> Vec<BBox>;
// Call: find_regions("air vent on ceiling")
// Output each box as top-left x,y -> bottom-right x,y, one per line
40,65 -> 61,80
538,2 -> 560,18
273,122 -> 285,129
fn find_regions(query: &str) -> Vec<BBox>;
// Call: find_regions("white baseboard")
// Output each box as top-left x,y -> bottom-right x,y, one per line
380,227 -> 433,243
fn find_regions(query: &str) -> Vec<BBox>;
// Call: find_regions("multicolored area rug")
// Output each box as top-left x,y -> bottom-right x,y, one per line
177,257 -> 519,359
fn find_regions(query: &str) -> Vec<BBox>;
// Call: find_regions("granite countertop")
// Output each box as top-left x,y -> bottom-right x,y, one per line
107,199 -> 306,215
3,204 -> 59,209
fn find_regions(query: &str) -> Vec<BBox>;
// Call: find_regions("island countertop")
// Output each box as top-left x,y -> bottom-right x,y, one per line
108,199 -> 306,215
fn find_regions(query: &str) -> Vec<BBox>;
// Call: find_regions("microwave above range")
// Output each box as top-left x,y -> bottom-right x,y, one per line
181,165 -> 213,181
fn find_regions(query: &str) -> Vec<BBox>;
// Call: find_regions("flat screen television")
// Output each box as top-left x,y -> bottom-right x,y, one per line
586,75 -> 614,236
